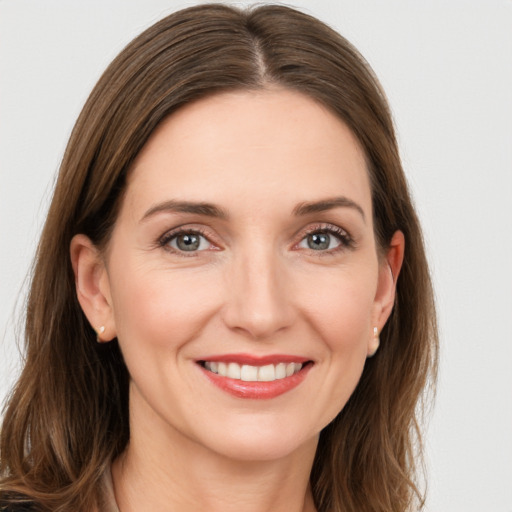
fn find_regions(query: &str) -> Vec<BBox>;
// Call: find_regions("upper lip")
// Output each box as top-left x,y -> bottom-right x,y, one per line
197,353 -> 311,366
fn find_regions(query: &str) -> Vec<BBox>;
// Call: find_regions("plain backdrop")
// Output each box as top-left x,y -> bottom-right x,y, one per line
1,1 -> 511,511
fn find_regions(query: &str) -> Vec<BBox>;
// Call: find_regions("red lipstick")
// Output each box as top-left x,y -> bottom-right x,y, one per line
197,354 -> 313,399
200,353 -> 310,365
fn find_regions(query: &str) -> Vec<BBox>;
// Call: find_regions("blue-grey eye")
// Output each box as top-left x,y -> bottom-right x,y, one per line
169,232 -> 210,252
299,232 -> 342,251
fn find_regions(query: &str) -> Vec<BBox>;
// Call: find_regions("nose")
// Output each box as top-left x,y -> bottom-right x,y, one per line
221,245 -> 295,340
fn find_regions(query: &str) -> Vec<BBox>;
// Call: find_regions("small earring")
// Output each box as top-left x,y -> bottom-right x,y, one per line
96,325 -> 106,343
368,326 -> 380,357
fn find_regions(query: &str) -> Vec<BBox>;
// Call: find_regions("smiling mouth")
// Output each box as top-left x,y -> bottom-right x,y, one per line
197,357 -> 313,399
200,361 -> 307,382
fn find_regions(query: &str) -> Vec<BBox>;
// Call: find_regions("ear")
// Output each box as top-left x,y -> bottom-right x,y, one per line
368,230 -> 405,356
70,234 -> 117,342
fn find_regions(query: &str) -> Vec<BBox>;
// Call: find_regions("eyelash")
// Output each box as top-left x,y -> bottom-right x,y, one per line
158,226 -> 215,257
296,223 -> 355,255
157,223 -> 355,256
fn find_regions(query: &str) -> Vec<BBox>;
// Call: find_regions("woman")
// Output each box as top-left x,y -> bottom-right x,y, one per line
0,4 -> 437,512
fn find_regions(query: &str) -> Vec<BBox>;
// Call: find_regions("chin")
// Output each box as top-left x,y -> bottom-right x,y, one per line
192,419 -> 320,463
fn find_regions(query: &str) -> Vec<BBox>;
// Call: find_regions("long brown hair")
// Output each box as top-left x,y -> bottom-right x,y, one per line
0,4 -> 438,511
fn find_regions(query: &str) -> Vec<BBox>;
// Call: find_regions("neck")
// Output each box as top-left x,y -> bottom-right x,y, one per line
111,390 -> 318,512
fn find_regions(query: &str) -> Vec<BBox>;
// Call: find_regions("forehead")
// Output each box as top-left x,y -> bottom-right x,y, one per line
124,88 -> 371,218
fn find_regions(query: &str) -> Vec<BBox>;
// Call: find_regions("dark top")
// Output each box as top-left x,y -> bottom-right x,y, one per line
1,505 -> 36,511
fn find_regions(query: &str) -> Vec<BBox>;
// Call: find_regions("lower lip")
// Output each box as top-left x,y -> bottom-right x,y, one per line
199,363 -> 312,399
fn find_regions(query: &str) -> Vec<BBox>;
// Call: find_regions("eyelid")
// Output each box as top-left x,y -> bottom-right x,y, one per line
293,222 -> 355,252
158,224 -> 221,255
156,222 -> 355,256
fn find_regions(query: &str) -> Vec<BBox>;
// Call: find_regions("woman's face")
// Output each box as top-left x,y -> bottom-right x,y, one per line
78,89 -> 401,462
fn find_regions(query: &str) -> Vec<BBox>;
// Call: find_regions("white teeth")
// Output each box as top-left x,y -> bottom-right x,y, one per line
241,364 -> 258,381
217,362 -> 227,377
258,364 -> 275,381
227,362 -> 241,379
203,361 -> 305,382
275,362 -> 286,379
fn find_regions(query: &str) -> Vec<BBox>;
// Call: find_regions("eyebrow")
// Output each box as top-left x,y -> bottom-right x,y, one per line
141,196 -> 365,223
292,196 -> 366,222
141,200 -> 229,222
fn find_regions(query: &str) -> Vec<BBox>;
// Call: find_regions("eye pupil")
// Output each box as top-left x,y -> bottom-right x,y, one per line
307,233 -> 330,250
177,233 -> 200,251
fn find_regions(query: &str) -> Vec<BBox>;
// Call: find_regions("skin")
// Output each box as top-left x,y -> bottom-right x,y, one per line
71,88 -> 404,512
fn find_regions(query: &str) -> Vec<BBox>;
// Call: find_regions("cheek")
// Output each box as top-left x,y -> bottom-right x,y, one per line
296,268 -> 377,425
296,264 -> 378,347
108,261 -> 221,352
